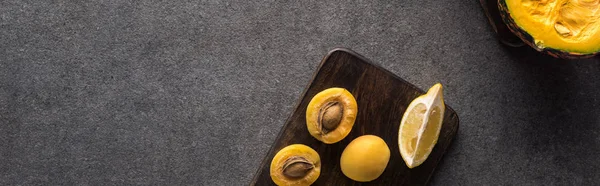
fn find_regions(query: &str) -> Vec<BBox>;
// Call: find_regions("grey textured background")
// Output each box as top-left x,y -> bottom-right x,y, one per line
1,0 -> 600,185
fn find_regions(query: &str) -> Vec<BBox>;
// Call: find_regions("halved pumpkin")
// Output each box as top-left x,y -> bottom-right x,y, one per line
499,0 -> 600,59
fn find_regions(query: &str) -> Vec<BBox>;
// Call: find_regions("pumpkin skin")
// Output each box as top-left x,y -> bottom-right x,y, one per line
498,0 -> 600,59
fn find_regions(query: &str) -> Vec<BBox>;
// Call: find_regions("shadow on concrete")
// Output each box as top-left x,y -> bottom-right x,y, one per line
498,43 -> 599,183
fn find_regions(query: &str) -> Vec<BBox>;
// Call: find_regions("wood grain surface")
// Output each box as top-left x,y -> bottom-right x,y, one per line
250,48 -> 460,185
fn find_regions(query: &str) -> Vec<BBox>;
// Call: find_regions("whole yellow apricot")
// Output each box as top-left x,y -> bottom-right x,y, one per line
340,135 -> 390,182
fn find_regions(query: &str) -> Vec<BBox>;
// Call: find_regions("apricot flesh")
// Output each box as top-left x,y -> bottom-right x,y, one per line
270,144 -> 321,186
340,135 -> 390,182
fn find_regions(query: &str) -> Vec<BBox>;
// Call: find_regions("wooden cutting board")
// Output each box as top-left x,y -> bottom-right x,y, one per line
250,48 -> 460,185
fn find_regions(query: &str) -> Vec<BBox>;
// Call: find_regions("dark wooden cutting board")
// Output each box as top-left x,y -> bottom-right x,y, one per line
250,48 -> 459,185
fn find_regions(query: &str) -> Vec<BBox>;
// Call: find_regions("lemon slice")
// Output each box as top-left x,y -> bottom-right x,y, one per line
398,83 -> 445,168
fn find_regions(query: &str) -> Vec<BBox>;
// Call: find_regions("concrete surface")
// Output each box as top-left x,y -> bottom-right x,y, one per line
1,0 -> 599,185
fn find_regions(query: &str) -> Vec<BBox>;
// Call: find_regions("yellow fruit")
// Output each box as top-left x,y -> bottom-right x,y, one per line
270,144 -> 321,186
306,87 -> 358,144
340,135 -> 390,182
398,83 -> 445,168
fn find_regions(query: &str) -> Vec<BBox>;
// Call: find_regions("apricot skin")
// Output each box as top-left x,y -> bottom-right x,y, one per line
340,135 -> 390,182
